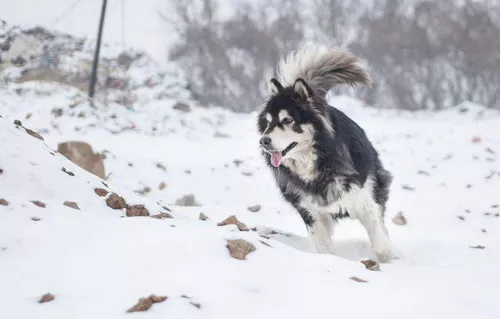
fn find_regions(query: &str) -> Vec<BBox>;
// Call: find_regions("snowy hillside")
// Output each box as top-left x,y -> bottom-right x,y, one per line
2,88 -> 500,318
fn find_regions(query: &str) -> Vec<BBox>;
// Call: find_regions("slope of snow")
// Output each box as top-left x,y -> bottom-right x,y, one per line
1,86 -> 500,318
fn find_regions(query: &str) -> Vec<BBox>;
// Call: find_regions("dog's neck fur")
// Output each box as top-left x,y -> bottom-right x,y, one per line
282,148 -> 318,182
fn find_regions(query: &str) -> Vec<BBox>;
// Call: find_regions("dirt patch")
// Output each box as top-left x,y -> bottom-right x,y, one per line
126,205 -> 149,217
127,295 -> 167,313
106,193 -> 127,210
226,239 -> 256,260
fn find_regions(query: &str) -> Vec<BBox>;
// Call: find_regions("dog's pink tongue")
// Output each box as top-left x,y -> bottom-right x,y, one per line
270,151 -> 283,168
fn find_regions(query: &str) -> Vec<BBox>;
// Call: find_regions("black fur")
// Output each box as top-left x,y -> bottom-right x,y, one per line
258,84 -> 392,225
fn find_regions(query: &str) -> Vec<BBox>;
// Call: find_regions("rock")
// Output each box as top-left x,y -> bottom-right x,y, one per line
226,239 -> 256,260
218,215 -> 249,231
25,128 -> 44,141
457,215 -> 465,221
0,199 -> 8,206
259,240 -> 272,248
94,188 -> 108,197
158,182 -> 166,190
126,205 -> 149,217
172,101 -> 191,113
361,259 -> 380,271
175,194 -> 200,206
214,131 -> 230,138
469,245 -> 485,249
190,301 -> 202,309
247,204 -> 261,213
199,212 -> 209,221
0,168 -> 3,174
392,211 -> 407,225
349,276 -> 368,283
61,167 -> 75,176
150,212 -> 172,219
38,293 -> 55,303
57,141 -> 105,179
401,184 -> 415,191
63,201 -> 80,210
156,163 -> 167,171
233,159 -> 244,167
31,216 -> 41,221
106,193 -> 127,210
126,295 -> 167,313
241,171 -> 253,176
135,186 -> 151,195
472,136 -> 482,143
31,200 -> 46,208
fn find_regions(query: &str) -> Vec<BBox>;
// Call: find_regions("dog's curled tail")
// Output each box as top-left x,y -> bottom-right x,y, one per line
276,44 -> 370,97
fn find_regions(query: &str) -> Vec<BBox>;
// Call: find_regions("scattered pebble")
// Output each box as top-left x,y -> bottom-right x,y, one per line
199,213 -> 209,221
150,212 -> 173,219
401,184 -> 415,191
392,211 -> 407,225
25,128 -> 44,141
361,259 -> 380,271
38,293 -> 55,303
63,201 -> 80,210
469,245 -> 485,249
31,200 -> 46,208
31,217 -> 41,222
259,240 -> 272,248
0,199 -> 8,206
417,170 -> 430,176
457,216 -> 465,221
247,204 -> 261,213
94,188 -> 108,197
190,301 -> 202,309
158,182 -> 166,190
233,159 -> 244,167
241,171 -> 253,176
126,205 -> 150,217
218,215 -> 249,231
61,167 -> 74,176
481,229 -> 487,233
349,276 -> 368,283
226,239 -> 256,260
106,193 -> 127,210
156,163 -> 167,171
126,295 -> 167,313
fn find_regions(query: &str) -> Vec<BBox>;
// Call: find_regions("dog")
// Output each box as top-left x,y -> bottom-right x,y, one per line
257,45 -> 393,262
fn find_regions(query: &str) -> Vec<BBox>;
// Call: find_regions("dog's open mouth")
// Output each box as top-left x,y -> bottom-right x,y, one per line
269,142 -> 297,168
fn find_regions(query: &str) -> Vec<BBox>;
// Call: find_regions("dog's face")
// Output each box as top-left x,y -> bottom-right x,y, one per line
258,78 -> 327,168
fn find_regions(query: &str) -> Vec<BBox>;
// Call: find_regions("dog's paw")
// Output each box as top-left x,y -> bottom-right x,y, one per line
374,247 -> 393,263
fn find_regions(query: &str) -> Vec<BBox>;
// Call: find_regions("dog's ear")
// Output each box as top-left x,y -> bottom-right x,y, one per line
294,78 -> 314,100
269,78 -> 284,96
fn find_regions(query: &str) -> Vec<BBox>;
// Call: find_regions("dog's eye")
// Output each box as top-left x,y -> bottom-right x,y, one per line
282,118 -> 293,125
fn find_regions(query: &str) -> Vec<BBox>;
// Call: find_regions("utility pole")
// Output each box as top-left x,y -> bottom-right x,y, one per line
88,0 -> 108,102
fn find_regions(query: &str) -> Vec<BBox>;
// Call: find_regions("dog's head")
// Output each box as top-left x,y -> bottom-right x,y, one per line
257,78 -> 333,168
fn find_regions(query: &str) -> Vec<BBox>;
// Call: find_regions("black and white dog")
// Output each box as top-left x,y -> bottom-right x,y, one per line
257,45 -> 393,262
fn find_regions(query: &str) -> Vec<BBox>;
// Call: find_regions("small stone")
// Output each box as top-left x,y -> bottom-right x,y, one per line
491,204 -> 499,208
106,193 -> 127,210
361,259 -> 380,271
126,205 -> 150,217
94,188 -> 108,197
226,239 -> 256,260
241,171 -> 253,176
190,301 -> 202,309
402,184 -> 415,191
214,131 -> 230,138
0,199 -> 8,206
469,245 -> 485,249
233,159 -> 244,167
63,201 -> 80,210
25,128 -> 44,141
0,168 -> 3,174
172,101 -> 191,113
481,229 -> 487,233
61,167 -> 75,176
31,200 -> 46,208
247,204 -> 261,212
350,276 -> 368,283
38,293 -> 55,303
259,240 -> 272,248
31,217 -> 41,222
150,212 -> 173,219
156,162 -> 167,171
14,119 -> 22,126
457,215 -> 465,221
392,211 -> 407,225
218,215 -> 249,231
199,213 -> 209,221
158,182 -> 166,190
184,169 -> 191,174
126,295 -> 167,313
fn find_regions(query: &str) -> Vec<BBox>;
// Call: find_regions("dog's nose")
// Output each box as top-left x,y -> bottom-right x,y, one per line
260,136 -> 271,147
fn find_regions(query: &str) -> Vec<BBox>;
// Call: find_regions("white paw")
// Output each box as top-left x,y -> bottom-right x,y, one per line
374,247 -> 393,263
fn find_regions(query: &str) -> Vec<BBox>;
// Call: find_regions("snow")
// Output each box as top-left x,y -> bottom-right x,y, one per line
1,86 -> 500,318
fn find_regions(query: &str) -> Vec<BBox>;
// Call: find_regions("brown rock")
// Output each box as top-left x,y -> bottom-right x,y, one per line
57,141 -> 105,178
0,199 -> 8,206
199,212 -> 209,221
226,239 -> 256,260
38,293 -> 55,303
158,182 -> 166,190
63,201 -> 80,210
350,276 -> 368,283
126,295 -> 167,313
361,259 -> 380,271
218,215 -> 249,231
150,212 -> 173,219
94,188 -> 108,197
126,205 -> 149,217
392,211 -> 407,225
31,200 -> 46,208
106,193 -> 127,210
25,128 -> 44,141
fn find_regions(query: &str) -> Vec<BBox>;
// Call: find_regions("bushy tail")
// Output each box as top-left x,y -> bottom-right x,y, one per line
276,44 -> 370,97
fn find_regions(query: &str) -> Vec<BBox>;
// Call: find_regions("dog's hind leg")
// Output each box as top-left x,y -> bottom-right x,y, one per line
298,207 -> 335,254
354,200 -> 392,263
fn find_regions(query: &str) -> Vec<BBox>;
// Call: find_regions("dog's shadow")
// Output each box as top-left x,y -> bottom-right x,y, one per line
260,227 -> 373,261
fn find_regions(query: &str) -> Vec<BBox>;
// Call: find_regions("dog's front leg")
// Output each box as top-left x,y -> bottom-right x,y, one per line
297,207 -> 334,254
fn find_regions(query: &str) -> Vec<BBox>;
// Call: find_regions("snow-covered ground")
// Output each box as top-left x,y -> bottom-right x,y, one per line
1,79 -> 500,318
